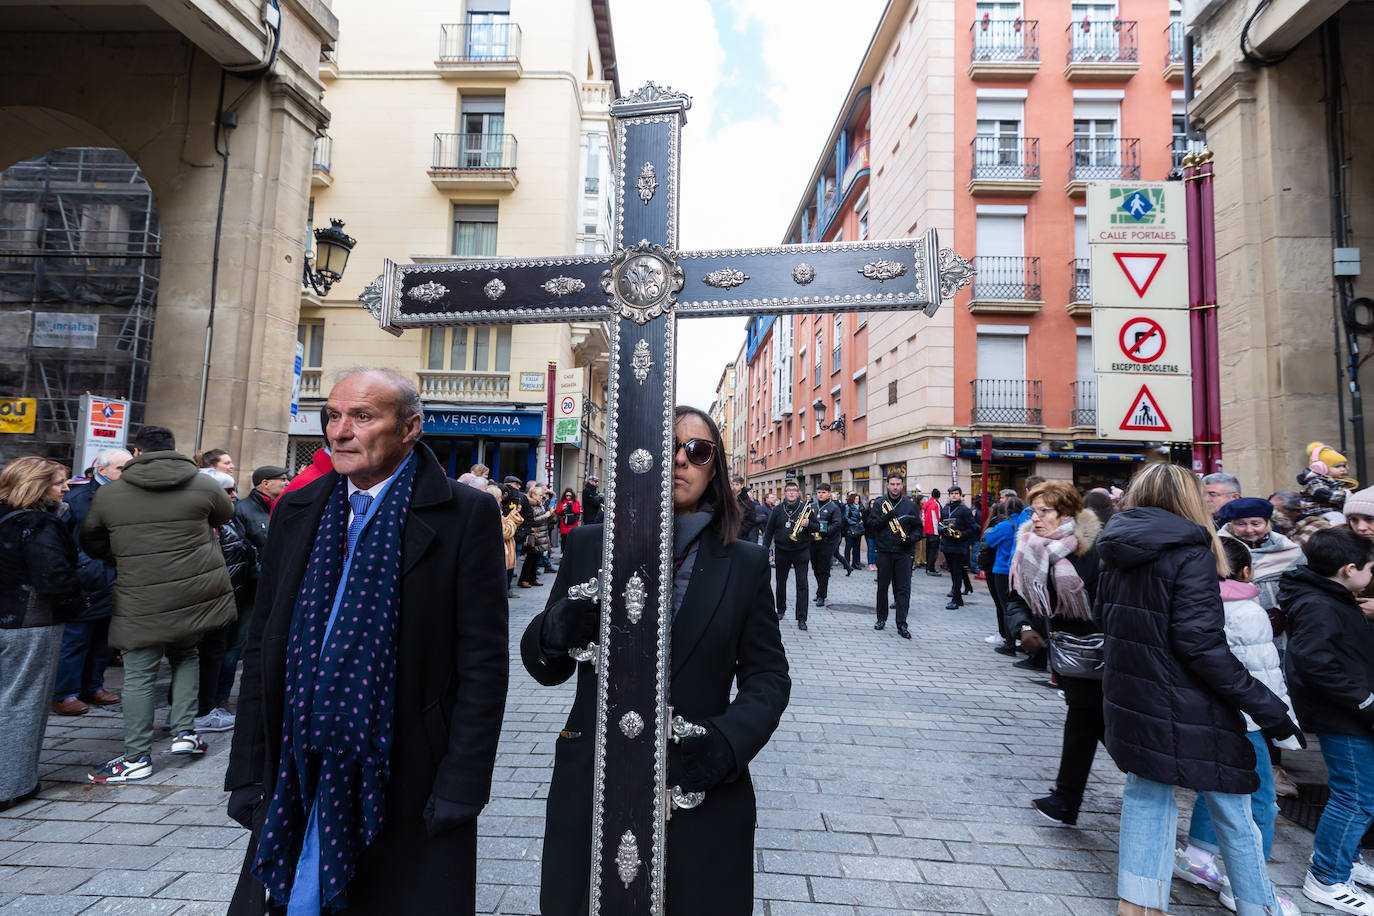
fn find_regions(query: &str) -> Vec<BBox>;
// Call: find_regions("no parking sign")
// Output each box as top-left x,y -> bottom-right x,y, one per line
1091,308 -> 1190,375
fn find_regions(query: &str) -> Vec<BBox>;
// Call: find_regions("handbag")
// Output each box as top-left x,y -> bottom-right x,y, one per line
976,540 -> 996,570
1048,631 -> 1105,680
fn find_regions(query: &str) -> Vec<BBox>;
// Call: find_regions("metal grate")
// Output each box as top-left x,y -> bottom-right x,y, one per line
1066,20 -> 1138,64
971,379 -> 1042,426
1068,137 -> 1140,183
437,22 -> 522,62
972,256 -> 1041,302
1071,379 -> 1096,427
287,437 -> 326,476
971,136 -> 1040,182
1070,258 -> 1091,303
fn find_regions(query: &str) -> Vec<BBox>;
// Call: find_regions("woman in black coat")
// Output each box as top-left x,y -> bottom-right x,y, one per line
521,406 -> 790,916
1098,463 -> 1302,916
1002,481 -> 1102,827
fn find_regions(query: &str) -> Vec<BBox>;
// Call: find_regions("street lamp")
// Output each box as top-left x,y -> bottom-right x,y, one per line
303,218 -> 357,295
749,446 -> 766,466
812,398 -> 846,440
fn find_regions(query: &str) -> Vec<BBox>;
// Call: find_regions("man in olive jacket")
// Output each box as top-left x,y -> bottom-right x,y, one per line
80,425 -> 236,783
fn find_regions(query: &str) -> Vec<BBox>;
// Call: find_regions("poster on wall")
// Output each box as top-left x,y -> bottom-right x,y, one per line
33,312 -> 99,349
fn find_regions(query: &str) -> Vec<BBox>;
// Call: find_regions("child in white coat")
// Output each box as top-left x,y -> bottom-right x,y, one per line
1174,537 -> 1303,913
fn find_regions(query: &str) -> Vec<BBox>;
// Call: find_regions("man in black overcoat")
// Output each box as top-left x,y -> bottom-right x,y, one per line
224,368 -> 509,915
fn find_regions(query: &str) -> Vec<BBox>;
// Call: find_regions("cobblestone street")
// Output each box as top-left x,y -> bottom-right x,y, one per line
0,564 -> 1322,914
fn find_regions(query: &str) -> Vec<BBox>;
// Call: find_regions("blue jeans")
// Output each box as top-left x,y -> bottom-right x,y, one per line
1119,773 -> 1279,914
51,618 -> 111,701
1189,731 -> 1277,860
1311,732 -> 1374,885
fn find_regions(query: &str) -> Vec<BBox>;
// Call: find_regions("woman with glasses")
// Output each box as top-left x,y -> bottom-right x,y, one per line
521,406 -> 791,916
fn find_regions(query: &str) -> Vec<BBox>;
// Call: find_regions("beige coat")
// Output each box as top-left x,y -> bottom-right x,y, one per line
501,504 -> 520,570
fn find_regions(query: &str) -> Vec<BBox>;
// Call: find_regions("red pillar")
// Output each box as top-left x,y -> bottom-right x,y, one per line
544,361 -> 556,489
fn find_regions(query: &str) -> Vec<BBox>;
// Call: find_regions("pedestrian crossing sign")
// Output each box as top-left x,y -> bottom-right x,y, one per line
1119,385 -> 1172,432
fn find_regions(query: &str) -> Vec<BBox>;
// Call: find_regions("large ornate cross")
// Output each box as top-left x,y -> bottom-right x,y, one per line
360,82 -> 973,915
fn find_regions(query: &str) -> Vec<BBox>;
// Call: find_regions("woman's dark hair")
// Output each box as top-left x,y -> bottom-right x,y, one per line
1303,526 -> 1374,577
561,488 -> 575,501
1083,489 -> 1115,526
998,496 -> 1025,522
1220,537 -> 1253,581
675,405 -> 741,546
198,448 -> 228,469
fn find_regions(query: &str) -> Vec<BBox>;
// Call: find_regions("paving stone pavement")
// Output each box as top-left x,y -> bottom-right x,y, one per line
0,561 -> 1326,914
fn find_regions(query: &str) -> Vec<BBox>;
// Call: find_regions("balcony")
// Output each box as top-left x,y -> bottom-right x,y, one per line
581,80 -> 613,114
311,135 -> 333,188
1064,20 -> 1139,80
418,370 -> 511,402
1170,135 -> 1205,173
972,379 -> 1043,427
428,133 -> 518,191
300,369 -> 322,398
1071,378 -> 1097,428
840,139 -> 870,197
436,22 -> 522,78
319,46 -> 337,80
1065,137 -> 1140,195
1164,21 -> 1201,81
969,19 -> 1040,79
968,256 -> 1042,314
968,136 -> 1041,195
1067,258 -> 1092,316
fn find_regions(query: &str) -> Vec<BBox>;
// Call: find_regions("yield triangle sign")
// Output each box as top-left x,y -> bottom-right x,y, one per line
1119,384 -> 1173,432
1113,252 -> 1167,297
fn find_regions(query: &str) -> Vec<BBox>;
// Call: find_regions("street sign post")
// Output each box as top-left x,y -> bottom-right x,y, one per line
74,394 -> 129,477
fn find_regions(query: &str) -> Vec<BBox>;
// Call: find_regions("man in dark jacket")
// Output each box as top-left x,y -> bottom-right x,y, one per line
225,367 -> 508,916
581,474 -> 604,524
733,476 -> 760,543
233,465 -> 288,555
809,482 -> 845,606
52,447 -> 130,716
939,487 -> 978,610
217,465 -> 288,706
81,426 -> 236,783
764,480 -> 819,629
1279,528 -> 1374,905
865,474 -> 919,637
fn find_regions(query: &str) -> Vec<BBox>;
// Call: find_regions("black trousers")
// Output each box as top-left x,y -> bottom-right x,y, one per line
196,624 -> 230,717
924,535 -> 941,572
774,549 -> 810,621
810,538 -> 841,600
519,547 -> 543,585
875,551 -> 914,626
945,553 -> 968,606
988,572 -> 1011,639
843,533 -> 863,571
1054,675 -> 1106,809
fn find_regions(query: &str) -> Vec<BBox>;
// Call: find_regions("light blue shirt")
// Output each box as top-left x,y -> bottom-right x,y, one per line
287,454 -> 410,916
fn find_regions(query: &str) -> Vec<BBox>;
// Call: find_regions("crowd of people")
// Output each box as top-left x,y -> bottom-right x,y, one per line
8,400 -> 1374,914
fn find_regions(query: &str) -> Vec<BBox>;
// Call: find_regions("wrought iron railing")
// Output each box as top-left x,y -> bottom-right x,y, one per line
1071,378 -> 1097,427
972,379 -> 1043,426
841,139 -> 870,195
1066,19 -> 1138,64
1170,136 -> 1205,171
1071,258 -> 1091,302
438,22 -> 522,62
970,19 -> 1040,62
1166,21 -> 1201,66
971,136 -> 1040,181
431,133 -> 518,171
312,135 -> 332,173
1067,137 -> 1140,183
972,256 -> 1041,301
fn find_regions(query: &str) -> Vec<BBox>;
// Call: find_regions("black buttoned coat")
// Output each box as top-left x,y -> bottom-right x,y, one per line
224,445 -> 509,915
521,523 -> 790,916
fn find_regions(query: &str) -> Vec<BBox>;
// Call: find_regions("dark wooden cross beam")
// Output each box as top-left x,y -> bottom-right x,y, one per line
359,82 -> 974,916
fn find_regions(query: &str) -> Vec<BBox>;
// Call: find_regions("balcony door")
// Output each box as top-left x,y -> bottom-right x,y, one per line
460,96 -> 505,168
1073,104 -> 1120,175
975,212 -> 1024,300
976,332 -> 1028,421
976,96 -> 1024,176
974,1 -> 1023,58
1071,0 -> 1118,58
465,1 -> 510,59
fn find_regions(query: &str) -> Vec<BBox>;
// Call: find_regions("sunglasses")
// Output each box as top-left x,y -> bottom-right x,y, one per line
674,437 -> 717,467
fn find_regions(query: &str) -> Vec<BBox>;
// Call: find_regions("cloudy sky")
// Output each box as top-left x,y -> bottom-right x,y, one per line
609,0 -> 887,411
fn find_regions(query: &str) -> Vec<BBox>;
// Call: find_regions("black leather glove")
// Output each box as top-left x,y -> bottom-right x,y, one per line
539,596 -> 600,656
227,785 -> 263,829
1262,717 -> 1308,749
423,794 -> 481,838
668,721 -> 736,794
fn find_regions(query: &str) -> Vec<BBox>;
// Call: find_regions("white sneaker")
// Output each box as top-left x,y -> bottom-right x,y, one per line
1304,872 -> 1374,913
169,731 -> 207,756
983,633 -> 1002,644
194,708 -> 236,733
1220,881 -> 1302,915
1351,858 -> 1374,889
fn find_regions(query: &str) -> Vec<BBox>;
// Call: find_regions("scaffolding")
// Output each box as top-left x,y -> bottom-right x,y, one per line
0,147 -> 160,466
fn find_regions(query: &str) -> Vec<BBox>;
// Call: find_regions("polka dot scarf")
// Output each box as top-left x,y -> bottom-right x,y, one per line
252,453 -> 417,910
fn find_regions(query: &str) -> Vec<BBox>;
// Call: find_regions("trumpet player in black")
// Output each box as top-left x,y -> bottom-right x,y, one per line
809,482 -> 845,608
764,479 -> 819,629
865,473 -> 919,638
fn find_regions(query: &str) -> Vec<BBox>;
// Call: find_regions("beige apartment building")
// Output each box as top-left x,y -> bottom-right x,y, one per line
1186,0 -> 1373,492
293,0 -> 617,489
0,0 -> 336,478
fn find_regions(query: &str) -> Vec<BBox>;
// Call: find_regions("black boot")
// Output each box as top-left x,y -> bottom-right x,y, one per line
873,619 -> 886,630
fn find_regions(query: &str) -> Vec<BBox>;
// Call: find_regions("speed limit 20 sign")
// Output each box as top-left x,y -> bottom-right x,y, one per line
1092,308 -> 1190,376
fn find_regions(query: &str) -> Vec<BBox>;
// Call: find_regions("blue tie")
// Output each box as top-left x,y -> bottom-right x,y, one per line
346,492 -> 374,557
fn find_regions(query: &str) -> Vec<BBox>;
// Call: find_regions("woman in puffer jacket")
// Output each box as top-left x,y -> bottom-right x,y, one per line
1099,462 -> 1302,916
1173,537 -> 1303,912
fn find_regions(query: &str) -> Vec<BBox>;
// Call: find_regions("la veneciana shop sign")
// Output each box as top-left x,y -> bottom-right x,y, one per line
422,409 -> 544,437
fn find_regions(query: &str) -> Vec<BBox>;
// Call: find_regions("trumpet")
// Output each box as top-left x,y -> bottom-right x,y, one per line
882,499 -> 909,545
789,502 -> 813,542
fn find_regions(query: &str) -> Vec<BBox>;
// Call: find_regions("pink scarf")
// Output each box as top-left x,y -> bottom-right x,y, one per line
1010,519 -> 1091,620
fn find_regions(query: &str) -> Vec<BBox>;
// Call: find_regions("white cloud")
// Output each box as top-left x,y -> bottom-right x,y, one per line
608,0 -> 885,411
